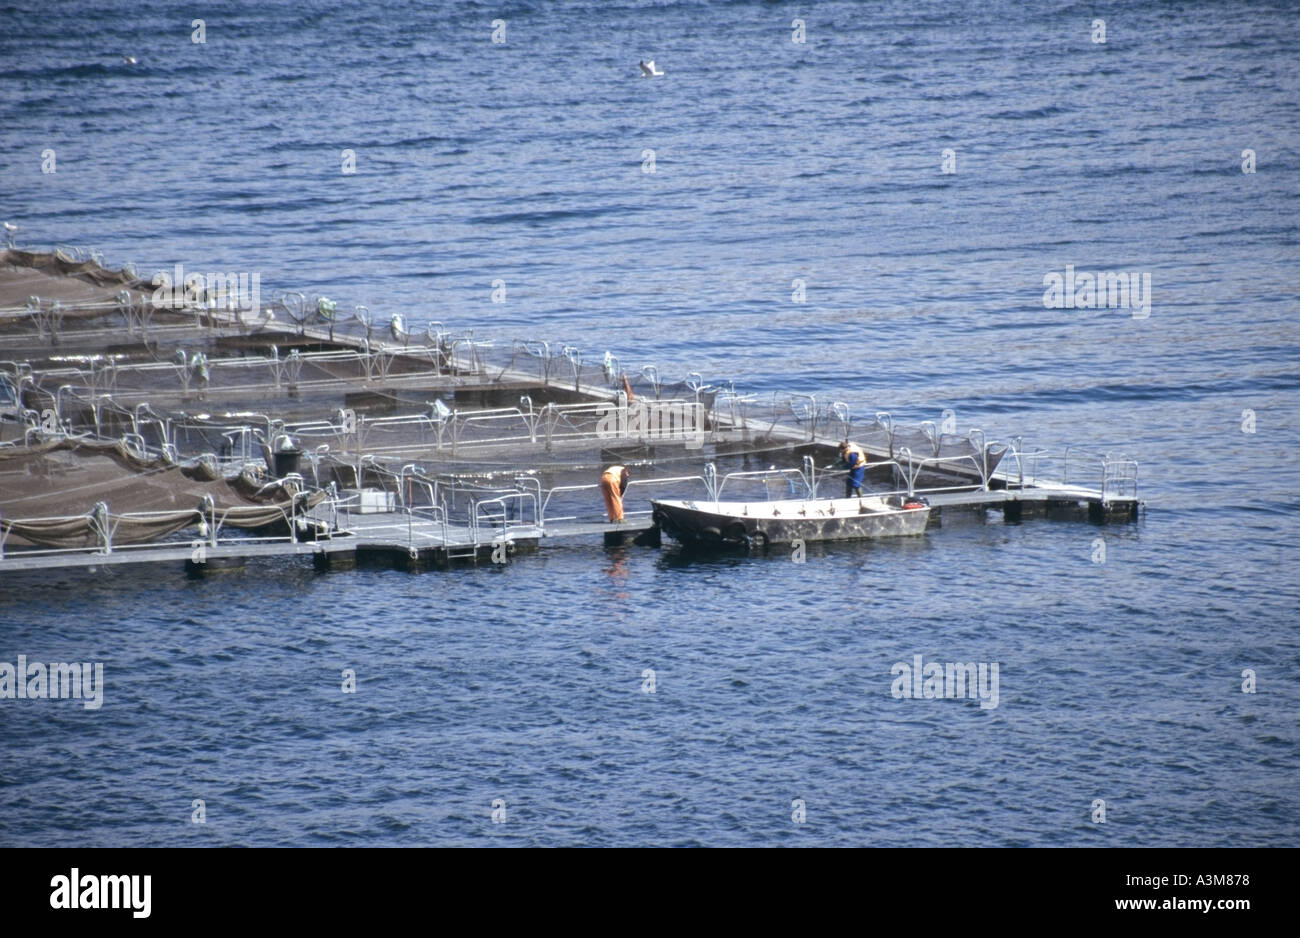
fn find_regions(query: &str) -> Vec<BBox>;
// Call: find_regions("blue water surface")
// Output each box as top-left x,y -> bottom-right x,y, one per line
0,0 -> 1297,846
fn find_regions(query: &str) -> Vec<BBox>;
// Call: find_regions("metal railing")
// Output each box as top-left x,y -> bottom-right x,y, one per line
469,490 -> 541,543
713,467 -> 815,502
0,491 -> 312,564
537,474 -> 709,526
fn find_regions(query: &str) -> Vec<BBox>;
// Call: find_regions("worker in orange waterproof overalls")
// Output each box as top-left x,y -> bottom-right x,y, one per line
601,464 -> 631,522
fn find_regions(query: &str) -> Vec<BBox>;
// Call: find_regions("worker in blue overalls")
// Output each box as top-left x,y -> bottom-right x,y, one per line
839,441 -> 867,499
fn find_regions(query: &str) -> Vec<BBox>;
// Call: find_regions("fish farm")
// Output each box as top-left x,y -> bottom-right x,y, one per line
0,247 -> 1142,575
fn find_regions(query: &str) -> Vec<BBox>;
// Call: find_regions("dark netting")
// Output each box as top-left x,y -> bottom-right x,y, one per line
855,417 -> 892,455
889,426 -> 938,458
1,249 -> 140,288
936,433 -> 979,461
0,437 -> 320,546
1,249 -> 1028,553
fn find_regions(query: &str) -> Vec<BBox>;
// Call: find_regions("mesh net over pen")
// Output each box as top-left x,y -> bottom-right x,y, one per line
0,438 -> 318,548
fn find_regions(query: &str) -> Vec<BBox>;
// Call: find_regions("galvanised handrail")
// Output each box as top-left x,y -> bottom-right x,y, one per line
538,474 -> 708,526
469,491 -> 540,544
714,467 -> 813,502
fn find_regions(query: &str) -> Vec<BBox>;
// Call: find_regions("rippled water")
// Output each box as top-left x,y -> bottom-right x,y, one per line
1,0 -> 1297,846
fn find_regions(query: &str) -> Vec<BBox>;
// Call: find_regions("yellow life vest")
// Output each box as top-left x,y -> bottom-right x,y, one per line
842,444 -> 866,467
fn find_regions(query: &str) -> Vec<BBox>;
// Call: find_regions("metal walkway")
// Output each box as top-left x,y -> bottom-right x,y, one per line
0,480 -> 1135,574
1,250 -> 1142,578
0,512 -> 661,573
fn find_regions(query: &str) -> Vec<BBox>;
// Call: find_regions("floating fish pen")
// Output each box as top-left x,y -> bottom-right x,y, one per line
0,248 -> 1142,574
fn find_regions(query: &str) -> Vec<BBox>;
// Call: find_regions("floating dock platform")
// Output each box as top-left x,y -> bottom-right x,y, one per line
0,247 -> 1141,577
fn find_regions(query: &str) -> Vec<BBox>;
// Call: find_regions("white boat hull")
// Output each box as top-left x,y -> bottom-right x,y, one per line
651,495 -> 930,548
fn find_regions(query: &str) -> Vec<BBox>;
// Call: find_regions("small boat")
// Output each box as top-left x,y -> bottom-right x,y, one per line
651,494 -> 930,550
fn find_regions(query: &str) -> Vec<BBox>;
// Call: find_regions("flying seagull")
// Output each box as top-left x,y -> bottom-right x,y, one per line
123,55 -> 137,65
638,59 -> 663,78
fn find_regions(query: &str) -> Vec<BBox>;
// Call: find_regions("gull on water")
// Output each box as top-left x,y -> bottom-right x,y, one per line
638,59 -> 663,78
123,56 -> 137,65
